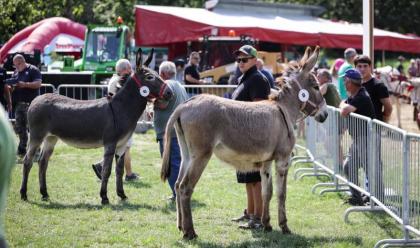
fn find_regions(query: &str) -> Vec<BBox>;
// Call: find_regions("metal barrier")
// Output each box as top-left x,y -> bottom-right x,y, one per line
307,107 -> 349,194
183,85 -> 237,98
40,84 -> 56,95
57,84 -> 108,100
295,106 -> 420,247
54,84 -> 239,132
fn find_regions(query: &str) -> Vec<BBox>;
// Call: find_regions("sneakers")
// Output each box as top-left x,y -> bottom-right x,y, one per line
239,216 -> 263,230
231,209 -> 251,222
167,195 -> 176,202
344,196 -> 365,206
125,173 -> 139,182
92,162 -> 139,182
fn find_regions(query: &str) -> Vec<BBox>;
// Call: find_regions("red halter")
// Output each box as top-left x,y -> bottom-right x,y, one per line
131,73 -> 167,100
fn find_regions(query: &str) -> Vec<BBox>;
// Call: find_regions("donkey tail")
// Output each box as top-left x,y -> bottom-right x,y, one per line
161,107 -> 182,182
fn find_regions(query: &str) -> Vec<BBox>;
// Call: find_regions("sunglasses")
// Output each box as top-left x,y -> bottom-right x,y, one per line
236,57 -> 253,63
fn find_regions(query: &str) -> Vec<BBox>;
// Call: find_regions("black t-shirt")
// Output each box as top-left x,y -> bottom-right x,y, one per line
362,77 -> 389,121
184,64 -> 201,94
345,87 -> 375,138
232,65 -> 270,102
0,67 -> 6,106
11,64 -> 42,103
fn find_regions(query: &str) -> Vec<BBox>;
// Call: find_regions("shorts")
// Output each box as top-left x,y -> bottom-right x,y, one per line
236,171 -> 261,183
115,135 -> 133,157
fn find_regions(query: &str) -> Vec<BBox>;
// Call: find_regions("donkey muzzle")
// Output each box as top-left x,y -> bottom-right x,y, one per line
314,104 -> 328,123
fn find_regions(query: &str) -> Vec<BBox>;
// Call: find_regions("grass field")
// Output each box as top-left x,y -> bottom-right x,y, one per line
4,131 -> 404,247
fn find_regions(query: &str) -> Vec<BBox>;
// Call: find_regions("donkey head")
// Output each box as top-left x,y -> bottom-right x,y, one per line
290,46 -> 328,123
128,48 -> 173,101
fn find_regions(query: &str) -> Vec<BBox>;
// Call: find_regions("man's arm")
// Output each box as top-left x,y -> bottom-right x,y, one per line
16,80 -> 41,89
339,102 -> 356,116
185,74 -> 203,84
4,85 -> 12,112
380,97 -> 393,122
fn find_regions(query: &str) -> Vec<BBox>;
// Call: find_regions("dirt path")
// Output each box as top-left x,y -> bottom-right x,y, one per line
388,98 -> 419,134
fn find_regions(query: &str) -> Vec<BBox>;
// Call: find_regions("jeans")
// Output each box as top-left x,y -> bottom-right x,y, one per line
158,137 -> 181,197
343,136 -> 369,200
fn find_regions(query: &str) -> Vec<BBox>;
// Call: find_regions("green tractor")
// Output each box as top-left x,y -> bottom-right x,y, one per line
42,22 -> 135,88
77,24 -> 134,84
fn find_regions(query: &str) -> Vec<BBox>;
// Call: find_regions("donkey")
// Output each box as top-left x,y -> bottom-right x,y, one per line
21,49 -> 173,205
161,46 -> 327,239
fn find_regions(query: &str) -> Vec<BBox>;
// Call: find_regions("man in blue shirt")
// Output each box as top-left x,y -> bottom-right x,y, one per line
10,54 -> 42,158
155,61 -> 189,201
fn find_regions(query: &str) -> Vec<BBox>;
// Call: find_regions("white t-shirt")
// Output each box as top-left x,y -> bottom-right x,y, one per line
108,74 -> 121,96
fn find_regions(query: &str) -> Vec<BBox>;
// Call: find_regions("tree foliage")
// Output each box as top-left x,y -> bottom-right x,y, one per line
274,0 -> 420,35
0,0 -> 418,45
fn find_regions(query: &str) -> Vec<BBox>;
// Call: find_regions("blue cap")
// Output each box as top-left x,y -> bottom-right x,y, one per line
343,68 -> 362,82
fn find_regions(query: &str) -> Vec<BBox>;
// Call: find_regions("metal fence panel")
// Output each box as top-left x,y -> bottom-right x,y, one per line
57,84 -> 108,100
183,85 -> 237,98
40,84 -> 56,95
406,133 -> 420,236
371,120 -> 406,220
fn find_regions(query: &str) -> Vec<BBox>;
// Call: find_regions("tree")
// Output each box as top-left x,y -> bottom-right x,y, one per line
273,0 -> 420,35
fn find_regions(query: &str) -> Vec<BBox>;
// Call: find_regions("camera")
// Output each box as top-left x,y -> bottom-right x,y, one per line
4,77 -> 18,85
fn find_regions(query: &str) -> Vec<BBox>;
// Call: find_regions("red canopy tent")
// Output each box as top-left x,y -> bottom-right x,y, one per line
135,5 -> 420,54
0,17 -> 86,63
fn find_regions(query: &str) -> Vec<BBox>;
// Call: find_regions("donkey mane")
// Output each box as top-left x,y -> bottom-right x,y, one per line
269,61 -> 301,101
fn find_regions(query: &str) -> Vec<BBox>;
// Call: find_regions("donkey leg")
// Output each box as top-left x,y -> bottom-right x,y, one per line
275,159 -> 291,234
20,138 -> 43,201
38,136 -> 58,201
175,156 -> 189,231
115,152 -> 127,201
175,134 -> 190,231
100,145 -> 116,205
260,161 -> 273,232
179,153 -> 211,240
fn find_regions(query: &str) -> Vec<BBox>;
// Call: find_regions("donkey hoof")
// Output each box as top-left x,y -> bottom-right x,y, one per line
21,195 -> 28,201
41,195 -> 49,201
263,225 -> 273,232
183,231 -> 198,240
281,226 -> 292,234
118,194 -> 128,201
101,198 -> 110,205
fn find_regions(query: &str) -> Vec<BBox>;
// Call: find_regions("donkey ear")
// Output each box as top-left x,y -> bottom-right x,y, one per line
299,47 -> 312,67
302,46 -> 319,73
143,48 -> 154,67
136,48 -> 143,71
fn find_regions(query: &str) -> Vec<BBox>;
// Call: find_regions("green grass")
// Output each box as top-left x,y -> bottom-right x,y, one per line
4,131 -> 404,247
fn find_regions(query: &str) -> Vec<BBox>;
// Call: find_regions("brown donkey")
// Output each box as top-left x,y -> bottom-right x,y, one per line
161,46 -> 327,239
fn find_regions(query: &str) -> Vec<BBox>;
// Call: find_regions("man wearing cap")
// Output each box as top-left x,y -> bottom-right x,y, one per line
337,48 -> 358,100
354,55 -> 392,123
340,68 -> 375,206
230,45 -> 270,229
